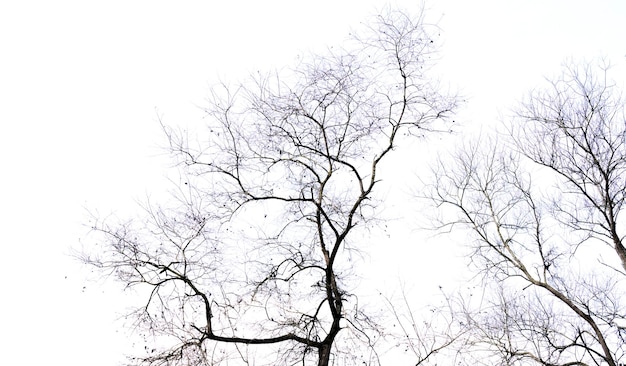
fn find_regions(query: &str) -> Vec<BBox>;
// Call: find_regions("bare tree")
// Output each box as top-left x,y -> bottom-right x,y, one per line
81,7 -> 458,366
428,60 -> 626,366
382,286 -> 470,365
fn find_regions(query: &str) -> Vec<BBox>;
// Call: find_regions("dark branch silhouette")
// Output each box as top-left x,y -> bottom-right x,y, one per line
80,6 -> 459,366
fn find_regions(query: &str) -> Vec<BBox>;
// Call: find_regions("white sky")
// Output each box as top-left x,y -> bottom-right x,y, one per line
0,1 -> 624,365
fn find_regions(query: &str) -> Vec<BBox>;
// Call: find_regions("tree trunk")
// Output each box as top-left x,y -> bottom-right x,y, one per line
318,344 -> 331,366
615,240 -> 626,274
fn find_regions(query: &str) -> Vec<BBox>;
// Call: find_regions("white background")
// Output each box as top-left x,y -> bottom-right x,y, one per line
1,1 -> 624,364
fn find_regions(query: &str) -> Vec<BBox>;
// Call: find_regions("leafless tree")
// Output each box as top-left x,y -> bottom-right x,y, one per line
428,60 -> 626,366
80,6 -> 458,366
382,286 -> 470,365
